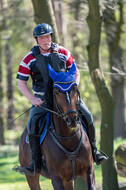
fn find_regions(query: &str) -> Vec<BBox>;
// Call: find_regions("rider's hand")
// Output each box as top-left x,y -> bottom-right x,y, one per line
30,97 -> 44,107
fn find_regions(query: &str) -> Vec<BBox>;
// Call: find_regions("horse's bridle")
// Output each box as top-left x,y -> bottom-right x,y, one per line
48,89 -> 83,181
53,88 -> 81,121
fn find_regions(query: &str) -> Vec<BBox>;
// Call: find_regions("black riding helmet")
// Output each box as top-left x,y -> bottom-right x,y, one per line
33,23 -> 53,38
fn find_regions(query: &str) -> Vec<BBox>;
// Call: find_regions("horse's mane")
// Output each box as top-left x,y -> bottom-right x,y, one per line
44,77 -> 53,109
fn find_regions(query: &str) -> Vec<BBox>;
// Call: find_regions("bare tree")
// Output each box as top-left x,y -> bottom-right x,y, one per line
86,0 -> 119,189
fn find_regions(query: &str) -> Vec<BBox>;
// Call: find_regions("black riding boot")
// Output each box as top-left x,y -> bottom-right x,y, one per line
22,134 -> 42,176
87,124 -> 108,165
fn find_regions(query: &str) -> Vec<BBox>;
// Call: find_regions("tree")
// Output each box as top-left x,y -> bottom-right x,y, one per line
71,0 -> 83,64
0,38 -> 5,145
5,41 -> 14,129
52,0 -> 67,46
31,0 -> 59,43
1,0 -> 14,130
86,0 -> 119,189
103,0 -> 126,138
0,0 -> 5,144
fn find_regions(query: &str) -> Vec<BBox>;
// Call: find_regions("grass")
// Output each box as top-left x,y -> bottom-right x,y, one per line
0,146 -> 53,190
0,129 -> 126,189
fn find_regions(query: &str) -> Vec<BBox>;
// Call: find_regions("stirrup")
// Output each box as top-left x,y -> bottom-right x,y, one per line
97,149 -> 109,159
21,160 -> 36,176
95,149 -> 108,165
12,164 -> 36,176
20,166 -> 36,176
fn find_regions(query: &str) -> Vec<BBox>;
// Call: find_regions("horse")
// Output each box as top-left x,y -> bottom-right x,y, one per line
18,63 -> 95,190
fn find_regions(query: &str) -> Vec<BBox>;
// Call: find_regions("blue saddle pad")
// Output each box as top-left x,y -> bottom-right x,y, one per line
26,112 -> 50,144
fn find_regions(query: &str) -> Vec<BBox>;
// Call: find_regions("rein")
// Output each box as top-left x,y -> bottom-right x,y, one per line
3,102 -> 78,130
3,106 -> 34,129
3,105 -> 59,129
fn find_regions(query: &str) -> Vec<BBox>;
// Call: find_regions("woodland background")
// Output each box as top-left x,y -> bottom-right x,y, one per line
0,0 -> 126,190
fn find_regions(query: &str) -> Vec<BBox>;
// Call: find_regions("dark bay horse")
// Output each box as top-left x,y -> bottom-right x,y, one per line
19,63 -> 95,190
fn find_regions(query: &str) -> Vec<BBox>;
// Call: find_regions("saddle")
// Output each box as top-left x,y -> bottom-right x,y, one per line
26,112 -> 51,144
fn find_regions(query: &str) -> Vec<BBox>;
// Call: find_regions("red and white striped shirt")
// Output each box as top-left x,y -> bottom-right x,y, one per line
17,45 -> 74,81
17,45 -> 75,94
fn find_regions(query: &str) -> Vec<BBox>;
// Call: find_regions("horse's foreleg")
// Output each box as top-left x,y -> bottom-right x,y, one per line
51,175 -> 65,190
63,180 -> 74,190
86,173 -> 96,190
26,174 -> 41,190
85,166 -> 96,190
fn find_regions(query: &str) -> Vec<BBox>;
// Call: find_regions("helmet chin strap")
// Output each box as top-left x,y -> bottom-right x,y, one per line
39,45 -> 51,53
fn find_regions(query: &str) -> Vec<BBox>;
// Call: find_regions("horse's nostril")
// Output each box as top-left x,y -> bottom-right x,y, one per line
74,116 -> 80,125
65,115 -> 80,126
74,116 -> 80,124
65,117 -> 72,126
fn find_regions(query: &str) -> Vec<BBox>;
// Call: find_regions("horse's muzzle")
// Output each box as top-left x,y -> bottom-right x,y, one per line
65,115 -> 80,127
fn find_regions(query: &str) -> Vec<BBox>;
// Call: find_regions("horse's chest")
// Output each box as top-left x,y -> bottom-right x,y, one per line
43,133 -> 91,179
45,144 -> 88,178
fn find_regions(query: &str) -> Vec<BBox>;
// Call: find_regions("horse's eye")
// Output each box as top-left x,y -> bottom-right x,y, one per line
53,90 -> 59,96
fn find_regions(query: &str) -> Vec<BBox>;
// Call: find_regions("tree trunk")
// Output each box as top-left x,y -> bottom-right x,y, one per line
72,0 -> 82,64
86,0 -> 119,189
0,0 -> 6,144
31,0 -> 59,43
52,0 -> 67,46
5,42 -> 14,129
0,38 -> 5,145
1,0 -> 14,130
103,1 -> 126,138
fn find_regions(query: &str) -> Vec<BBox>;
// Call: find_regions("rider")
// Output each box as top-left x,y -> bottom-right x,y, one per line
17,23 -> 108,176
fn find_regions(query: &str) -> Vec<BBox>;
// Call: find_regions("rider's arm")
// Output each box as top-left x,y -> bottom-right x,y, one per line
75,67 -> 80,86
18,79 -> 43,107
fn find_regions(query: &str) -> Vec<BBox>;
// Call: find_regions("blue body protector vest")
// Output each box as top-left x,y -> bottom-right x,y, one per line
30,44 -> 66,93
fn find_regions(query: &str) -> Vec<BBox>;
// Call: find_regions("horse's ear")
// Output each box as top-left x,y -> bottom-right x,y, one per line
48,64 -> 58,81
68,61 -> 76,76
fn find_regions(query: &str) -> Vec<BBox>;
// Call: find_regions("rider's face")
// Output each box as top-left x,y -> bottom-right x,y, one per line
37,34 -> 51,53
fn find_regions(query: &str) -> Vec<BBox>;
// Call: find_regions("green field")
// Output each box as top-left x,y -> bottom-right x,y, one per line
0,133 -> 126,190
0,146 -> 52,190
